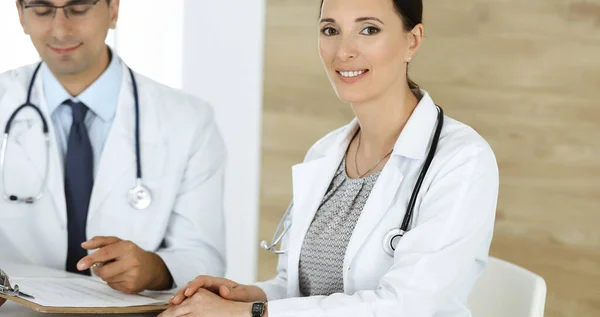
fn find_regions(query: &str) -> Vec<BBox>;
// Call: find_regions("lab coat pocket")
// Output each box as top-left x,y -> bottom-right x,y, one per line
347,226 -> 396,292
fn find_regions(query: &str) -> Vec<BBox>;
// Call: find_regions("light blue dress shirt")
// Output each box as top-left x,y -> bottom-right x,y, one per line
42,51 -> 123,174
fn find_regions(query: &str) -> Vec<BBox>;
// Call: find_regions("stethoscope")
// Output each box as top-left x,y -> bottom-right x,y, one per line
0,62 -> 153,210
260,105 -> 444,257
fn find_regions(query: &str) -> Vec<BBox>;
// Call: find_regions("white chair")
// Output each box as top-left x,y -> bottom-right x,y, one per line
468,256 -> 547,317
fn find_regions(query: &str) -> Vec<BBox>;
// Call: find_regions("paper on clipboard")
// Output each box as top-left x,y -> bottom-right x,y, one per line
9,277 -> 170,308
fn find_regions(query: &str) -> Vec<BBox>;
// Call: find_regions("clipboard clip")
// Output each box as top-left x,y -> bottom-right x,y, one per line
0,268 -> 35,300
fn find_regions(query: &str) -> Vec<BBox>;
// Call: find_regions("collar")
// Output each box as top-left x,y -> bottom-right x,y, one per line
391,91 -> 441,160
42,46 -> 123,122
325,90 -> 442,160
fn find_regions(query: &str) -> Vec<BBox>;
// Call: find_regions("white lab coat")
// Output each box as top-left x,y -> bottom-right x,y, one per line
255,92 -> 499,317
0,63 -> 227,288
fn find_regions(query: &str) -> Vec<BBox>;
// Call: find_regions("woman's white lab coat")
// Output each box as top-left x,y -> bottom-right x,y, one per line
255,92 -> 499,317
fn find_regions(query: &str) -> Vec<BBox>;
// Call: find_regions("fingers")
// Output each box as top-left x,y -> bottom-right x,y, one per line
106,269 -> 147,295
105,272 -> 127,285
170,289 -> 192,305
170,276 -> 237,305
96,256 -> 146,294
170,294 -> 184,305
223,285 -> 267,302
183,276 -> 234,296
159,300 -> 192,317
77,240 -> 133,272
219,284 -> 251,302
81,236 -> 122,250
107,280 -> 143,294
182,276 -> 215,296
92,255 -> 139,281
219,284 -> 234,298
94,261 -> 130,282
169,276 -> 213,305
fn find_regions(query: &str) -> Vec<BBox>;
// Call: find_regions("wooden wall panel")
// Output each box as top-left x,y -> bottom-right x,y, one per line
258,1 -> 600,316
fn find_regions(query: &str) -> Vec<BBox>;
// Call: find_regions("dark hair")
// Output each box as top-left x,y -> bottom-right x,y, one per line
320,0 -> 423,95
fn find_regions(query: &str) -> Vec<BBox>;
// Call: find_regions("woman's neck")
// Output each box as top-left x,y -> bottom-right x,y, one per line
351,85 -> 420,157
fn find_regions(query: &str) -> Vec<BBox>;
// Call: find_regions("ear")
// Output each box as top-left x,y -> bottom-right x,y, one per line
16,0 -> 29,35
406,24 -> 424,63
108,0 -> 120,29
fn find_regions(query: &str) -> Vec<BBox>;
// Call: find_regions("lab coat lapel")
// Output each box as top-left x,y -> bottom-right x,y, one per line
0,65 -> 67,225
343,96 -> 440,277
343,158 -> 404,275
87,68 -> 164,218
286,122 -> 358,295
87,91 -> 133,218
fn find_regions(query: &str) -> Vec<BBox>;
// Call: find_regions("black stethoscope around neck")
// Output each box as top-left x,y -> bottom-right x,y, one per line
0,62 -> 152,210
260,104 -> 444,257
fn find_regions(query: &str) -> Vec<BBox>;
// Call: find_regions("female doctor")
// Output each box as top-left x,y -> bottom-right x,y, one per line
0,0 -> 227,302
162,0 -> 499,316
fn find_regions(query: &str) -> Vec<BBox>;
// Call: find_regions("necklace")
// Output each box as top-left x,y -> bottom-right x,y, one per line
353,131 -> 393,178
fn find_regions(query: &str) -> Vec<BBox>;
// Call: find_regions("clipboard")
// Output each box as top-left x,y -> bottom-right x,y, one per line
0,293 -> 168,314
0,268 -> 169,314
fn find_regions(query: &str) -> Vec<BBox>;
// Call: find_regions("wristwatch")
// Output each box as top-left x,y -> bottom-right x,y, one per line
251,301 -> 267,317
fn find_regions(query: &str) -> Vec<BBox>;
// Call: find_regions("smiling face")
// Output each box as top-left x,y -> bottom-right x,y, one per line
318,0 -> 422,104
17,0 -> 119,76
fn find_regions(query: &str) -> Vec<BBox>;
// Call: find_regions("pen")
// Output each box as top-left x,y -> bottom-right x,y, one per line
91,260 -> 116,270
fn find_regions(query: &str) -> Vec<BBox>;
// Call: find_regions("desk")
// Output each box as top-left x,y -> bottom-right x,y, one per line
0,261 -> 164,316
2,302 -> 157,317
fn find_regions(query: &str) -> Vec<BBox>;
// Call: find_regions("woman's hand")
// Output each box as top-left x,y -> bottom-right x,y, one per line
169,275 -> 267,305
160,288 -> 256,317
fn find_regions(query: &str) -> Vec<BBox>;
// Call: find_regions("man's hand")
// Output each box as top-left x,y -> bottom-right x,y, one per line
77,236 -> 173,294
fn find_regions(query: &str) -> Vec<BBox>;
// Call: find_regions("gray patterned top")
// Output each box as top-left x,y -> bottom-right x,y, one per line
298,157 -> 381,296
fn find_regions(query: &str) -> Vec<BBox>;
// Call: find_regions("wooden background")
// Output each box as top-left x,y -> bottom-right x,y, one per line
257,0 -> 600,316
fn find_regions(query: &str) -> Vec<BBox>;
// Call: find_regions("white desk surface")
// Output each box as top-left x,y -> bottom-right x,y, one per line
0,261 -> 162,317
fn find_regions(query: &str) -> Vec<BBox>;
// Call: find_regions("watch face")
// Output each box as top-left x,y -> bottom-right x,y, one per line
252,302 -> 264,316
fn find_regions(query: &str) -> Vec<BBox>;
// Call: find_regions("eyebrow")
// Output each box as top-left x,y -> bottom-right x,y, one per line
319,17 -> 385,25
23,0 -> 54,5
24,0 -> 88,5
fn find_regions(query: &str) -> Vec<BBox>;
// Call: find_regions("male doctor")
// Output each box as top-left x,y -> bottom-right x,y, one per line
0,0 -> 227,305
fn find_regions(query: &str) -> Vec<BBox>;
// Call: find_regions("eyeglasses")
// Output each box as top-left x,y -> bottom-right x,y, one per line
22,0 -> 101,21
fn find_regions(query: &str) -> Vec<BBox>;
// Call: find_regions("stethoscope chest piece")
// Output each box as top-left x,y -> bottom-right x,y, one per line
128,180 -> 152,210
382,228 -> 405,257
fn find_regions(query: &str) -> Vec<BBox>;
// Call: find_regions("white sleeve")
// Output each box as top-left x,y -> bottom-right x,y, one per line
253,202 -> 293,300
253,139 -> 328,300
155,106 -> 228,288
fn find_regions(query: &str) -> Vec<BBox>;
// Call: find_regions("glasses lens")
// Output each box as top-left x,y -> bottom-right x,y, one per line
29,6 -> 54,17
66,3 -> 95,18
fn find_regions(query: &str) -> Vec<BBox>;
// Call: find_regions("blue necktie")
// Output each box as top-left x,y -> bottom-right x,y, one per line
64,101 -> 93,276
